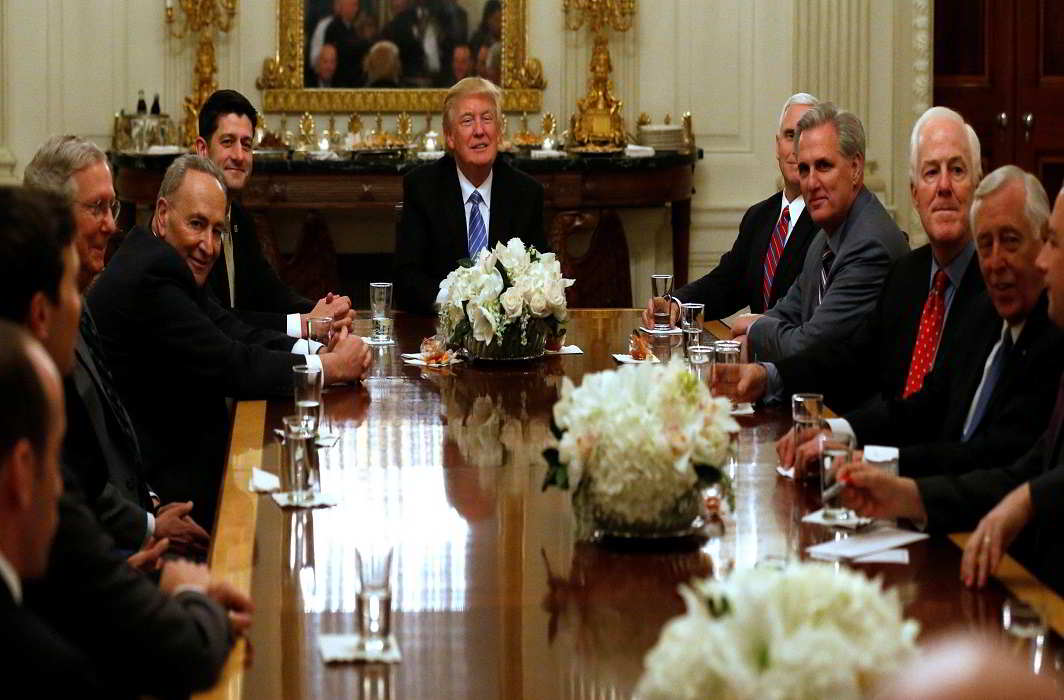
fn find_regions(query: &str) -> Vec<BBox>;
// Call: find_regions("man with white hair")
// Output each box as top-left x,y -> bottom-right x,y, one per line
395,77 -> 547,313
644,93 -> 821,324
840,176 -> 1064,593
717,107 -> 986,413
730,103 -> 909,361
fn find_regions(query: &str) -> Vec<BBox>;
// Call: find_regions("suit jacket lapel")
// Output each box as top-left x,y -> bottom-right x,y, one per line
440,158 -> 469,261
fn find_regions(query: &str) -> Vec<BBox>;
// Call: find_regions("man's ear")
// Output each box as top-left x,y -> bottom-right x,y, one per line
852,153 -> 865,185
2,439 -> 37,512
193,137 -> 208,157
25,292 -> 52,345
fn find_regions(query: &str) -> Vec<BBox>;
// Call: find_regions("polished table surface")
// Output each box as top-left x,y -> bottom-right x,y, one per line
200,309 -> 1064,699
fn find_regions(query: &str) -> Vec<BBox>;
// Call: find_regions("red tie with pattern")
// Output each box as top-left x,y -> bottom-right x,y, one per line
762,205 -> 790,309
902,269 -> 949,398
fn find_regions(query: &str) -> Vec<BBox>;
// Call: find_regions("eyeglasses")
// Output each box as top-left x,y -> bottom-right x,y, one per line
77,199 -> 121,221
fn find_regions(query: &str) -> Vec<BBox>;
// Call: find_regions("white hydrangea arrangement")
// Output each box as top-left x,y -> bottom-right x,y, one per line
542,360 -> 738,535
436,238 -> 574,359
636,564 -> 920,700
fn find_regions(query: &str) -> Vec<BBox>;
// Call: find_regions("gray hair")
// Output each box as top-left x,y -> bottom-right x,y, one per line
795,102 -> 866,161
157,154 -> 228,215
909,106 -> 983,184
442,77 -> 502,134
969,165 -> 1050,237
778,92 -> 819,132
23,135 -> 108,201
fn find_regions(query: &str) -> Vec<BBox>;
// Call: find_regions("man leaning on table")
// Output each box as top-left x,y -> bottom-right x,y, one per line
715,107 -> 987,414
729,103 -> 909,362
838,175 -> 1064,595
642,93 -> 821,327
87,155 -> 371,529
194,89 -> 355,337
394,77 -> 548,314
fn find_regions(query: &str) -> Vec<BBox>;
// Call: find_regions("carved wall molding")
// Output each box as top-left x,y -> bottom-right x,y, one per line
793,0 -> 871,119
912,0 -> 932,119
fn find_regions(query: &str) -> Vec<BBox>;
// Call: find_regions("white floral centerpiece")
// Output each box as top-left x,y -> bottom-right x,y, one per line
436,238 -> 574,360
636,563 -> 920,700
542,360 -> 738,537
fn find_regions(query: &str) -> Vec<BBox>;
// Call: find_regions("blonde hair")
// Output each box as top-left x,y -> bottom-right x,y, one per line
363,40 -> 400,86
442,77 -> 502,134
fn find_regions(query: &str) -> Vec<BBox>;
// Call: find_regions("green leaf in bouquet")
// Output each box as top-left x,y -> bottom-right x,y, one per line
458,257 -> 475,268
549,417 -> 564,441
495,258 -> 513,291
541,448 -> 569,491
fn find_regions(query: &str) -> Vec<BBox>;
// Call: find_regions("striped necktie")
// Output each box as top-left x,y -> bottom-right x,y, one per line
817,244 -> 835,306
962,328 -> 1013,441
467,190 -> 487,258
762,205 -> 789,309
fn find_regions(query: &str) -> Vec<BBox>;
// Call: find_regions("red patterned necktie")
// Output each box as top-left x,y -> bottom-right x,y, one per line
762,205 -> 790,308
902,269 -> 949,398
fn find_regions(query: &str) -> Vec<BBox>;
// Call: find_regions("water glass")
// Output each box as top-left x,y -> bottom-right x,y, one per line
688,344 -> 714,385
306,316 -> 333,349
791,392 -> 823,436
278,415 -> 320,504
369,282 -> 394,345
680,303 -> 704,355
713,340 -> 741,365
650,274 -> 674,330
356,541 -> 395,651
818,432 -> 855,520
293,365 -> 323,435
1003,598 -> 1049,673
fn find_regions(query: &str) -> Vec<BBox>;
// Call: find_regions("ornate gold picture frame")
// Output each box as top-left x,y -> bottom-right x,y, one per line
257,0 -> 544,113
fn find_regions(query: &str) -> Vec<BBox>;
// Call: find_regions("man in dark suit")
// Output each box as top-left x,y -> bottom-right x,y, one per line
0,322 -> 98,694
642,93 -> 820,326
384,0 -> 447,87
716,107 -> 986,414
324,0 -> 369,86
196,90 -> 354,339
24,134 -> 209,556
0,186 -> 246,696
395,77 -> 547,314
88,155 -> 372,527
839,172 -> 1064,593
732,103 -> 909,361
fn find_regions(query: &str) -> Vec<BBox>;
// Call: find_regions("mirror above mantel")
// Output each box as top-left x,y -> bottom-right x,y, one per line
256,0 -> 544,113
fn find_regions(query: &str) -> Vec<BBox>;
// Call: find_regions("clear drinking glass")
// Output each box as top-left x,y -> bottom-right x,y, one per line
818,432 -> 855,520
680,303 -> 705,356
306,316 -> 333,348
356,541 -> 395,652
1003,598 -> 1049,673
688,344 -> 714,385
278,414 -> 320,505
791,392 -> 823,436
369,282 -> 394,345
713,340 -> 741,366
293,365 -> 323,435
650,274 -> 674,330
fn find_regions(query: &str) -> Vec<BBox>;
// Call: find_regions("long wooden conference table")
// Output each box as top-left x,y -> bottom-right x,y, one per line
199,309 -> 1064,699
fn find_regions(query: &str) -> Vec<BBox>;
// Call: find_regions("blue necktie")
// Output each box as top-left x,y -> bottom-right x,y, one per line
467,190 -> 487,258
962,329 -> 1013,441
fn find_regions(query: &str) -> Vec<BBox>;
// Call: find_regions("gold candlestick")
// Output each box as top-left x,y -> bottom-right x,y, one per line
165,0 -> 239,146
564,0 -> 635,150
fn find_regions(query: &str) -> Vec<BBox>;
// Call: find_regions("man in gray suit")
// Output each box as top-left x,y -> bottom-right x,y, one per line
731,103 -> 909,362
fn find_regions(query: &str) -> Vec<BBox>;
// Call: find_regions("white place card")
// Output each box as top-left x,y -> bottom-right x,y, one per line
810,547 -> 910,565
806,527 -> 928,561
319,634 -> 402,664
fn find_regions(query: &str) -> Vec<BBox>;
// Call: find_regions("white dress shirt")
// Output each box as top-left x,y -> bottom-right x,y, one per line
456,164 -> 493,250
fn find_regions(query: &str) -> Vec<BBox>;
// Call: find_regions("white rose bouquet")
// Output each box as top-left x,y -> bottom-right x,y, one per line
542,360 -> 738,536
436,238 -> 574,359
636,564 -> 920,700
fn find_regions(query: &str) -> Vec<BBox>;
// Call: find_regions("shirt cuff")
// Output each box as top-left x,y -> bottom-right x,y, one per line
287,313 -> 303,339
303,353 -> 324,374
826,418 -> 855,442
761,362 -> 785,403
291,339 -> 324,354
145,512 -> 155,546
172,584 -> 209,597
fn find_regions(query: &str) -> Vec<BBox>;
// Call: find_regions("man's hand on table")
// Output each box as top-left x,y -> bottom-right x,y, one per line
960,482 -> 1033,589
320,326 -> 372,383
154,501 -> 210,555
207,579 -> 255,635
712,362 -> 767,404
641,296 -> 680,329
776,425 -> 830,478
729,313 -> 762,337
303,292 -> 355,335
837,462 -> 926,521
127,537 -> 169,573
160,560 -> 255,635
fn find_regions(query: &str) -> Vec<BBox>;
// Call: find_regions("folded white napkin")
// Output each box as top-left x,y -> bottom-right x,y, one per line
545,345 -> 583,355
810,547 -> 909,565
319,634 -> 402,664
731,402 -> 755,416
806,527 -> 928,561
249,468 -> 280,493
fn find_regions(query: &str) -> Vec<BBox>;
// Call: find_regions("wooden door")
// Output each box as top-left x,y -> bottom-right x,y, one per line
934,0 -> 1064,200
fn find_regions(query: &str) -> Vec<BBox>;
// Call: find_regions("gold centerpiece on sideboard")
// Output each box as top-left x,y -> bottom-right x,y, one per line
564,0 -> 635,151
